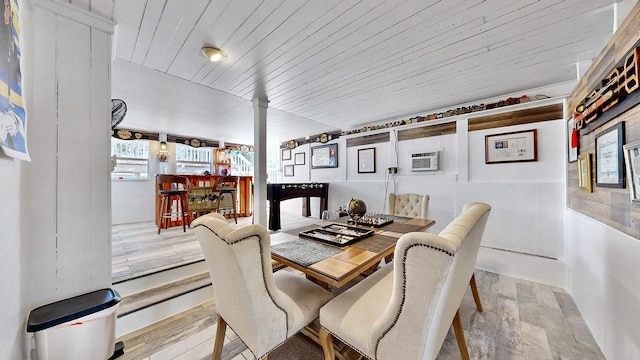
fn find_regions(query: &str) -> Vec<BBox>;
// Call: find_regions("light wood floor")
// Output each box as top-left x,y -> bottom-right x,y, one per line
115,269 -> 605,360
112,215 -> 606,359
112,212 -> 318,283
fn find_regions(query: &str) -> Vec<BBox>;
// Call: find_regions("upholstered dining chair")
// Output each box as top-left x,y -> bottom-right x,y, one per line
385,194 -> 483,311
387,193 -> 430,219
203,212 -> 286,272
191,215 -> 334,360
319,202 -> 491,360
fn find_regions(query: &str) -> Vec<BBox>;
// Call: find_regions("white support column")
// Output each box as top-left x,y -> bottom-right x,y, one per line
252,98 -> 269,227
456,119 -> 469,182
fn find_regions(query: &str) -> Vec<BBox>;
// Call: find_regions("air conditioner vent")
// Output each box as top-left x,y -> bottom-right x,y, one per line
411,151 -> 438,171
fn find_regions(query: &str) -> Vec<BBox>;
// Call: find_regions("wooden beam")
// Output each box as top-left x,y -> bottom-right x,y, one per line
398,122 -> 456,141
468,104 -> 563,132
346,132 -> 390,147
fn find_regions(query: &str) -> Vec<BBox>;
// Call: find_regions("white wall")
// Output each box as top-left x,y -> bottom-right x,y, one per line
0,1 -> 114,358
112,141 -> 162,224
566,210 -> 640,359
306,99 -> 567,287
0,157 -> 26,359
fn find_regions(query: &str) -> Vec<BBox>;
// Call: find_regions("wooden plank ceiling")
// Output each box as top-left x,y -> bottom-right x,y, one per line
112,0 -> 620,145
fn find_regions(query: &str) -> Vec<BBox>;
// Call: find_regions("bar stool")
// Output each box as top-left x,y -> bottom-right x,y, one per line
213,176 -> 238,223
157,175 -> 190,234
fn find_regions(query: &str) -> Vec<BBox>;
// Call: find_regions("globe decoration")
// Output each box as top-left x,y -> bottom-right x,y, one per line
347,198 -> 367,222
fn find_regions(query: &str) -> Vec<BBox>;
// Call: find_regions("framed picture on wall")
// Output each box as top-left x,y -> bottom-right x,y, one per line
282,148 -> 291,161
485,129 -> 538,164
623,140 -> 640,202
294,152 -> 305,165
568,117 -> 578,163
311,143 -> 338,169
578,153 -> 592,193
595,121 -> 625,188
284,165 -> 294,177
357,148 -> 376,173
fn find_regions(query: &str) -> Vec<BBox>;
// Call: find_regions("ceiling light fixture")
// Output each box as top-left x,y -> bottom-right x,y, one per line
201,47 -> 227,62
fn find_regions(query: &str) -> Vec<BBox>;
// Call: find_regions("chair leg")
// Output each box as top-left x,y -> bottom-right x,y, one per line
165,196 -> 173,233
319,327 -> 336,360
211,315 -> 227,360
157,196 -> 166,234
470,273 -> 483,312
179,194 -> 186,232
452,309 -> 470,360
230,191 -> 237,223
215,193 -> 222,218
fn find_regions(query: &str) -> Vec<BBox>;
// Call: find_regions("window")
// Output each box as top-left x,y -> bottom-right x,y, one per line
111,138 -> 150,180
230,150 -> 254,176
176,143 -> 212,175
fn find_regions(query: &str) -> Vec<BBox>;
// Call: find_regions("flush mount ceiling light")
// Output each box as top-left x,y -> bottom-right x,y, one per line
201,47 -> 227,62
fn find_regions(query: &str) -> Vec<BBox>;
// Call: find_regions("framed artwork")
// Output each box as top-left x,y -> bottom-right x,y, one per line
568,117 -> 578,163
595,121 -> 625,188
284,164 -> 294,177
623,139 -> 640,202
485,129 -> 537,164
578,153 -> 592,193
0,0 -> 30,161
294,152 -> 305,165
282,148 -> 291,161
357,147 -> 376,173
311,143 -> 338,169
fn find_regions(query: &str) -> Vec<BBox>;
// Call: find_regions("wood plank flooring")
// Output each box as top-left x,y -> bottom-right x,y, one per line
112,214 -> 605,359
115,269 -> 605,360
112,212 -> 319,283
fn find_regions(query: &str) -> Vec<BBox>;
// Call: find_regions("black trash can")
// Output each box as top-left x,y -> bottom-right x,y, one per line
27,288 -> 122,360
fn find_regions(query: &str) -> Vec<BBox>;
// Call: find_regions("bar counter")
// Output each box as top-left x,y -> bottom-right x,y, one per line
155,174 -> 252,229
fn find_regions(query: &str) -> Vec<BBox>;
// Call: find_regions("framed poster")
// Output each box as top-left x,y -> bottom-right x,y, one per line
311,143 -> 338,169
0,0 -> 29,161
284,164 -> 294,177
578,153 -> 592,193
294,152 -> 305,165
595,121 -> 625,188
357,148 -> 376,173
485,129 -> 537,164
568,117 -> 578,163
623,139 -> 640,202
282,148 -> 291,161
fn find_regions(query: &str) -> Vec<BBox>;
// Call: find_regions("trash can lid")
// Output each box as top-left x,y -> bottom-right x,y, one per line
27,288 -> 121,332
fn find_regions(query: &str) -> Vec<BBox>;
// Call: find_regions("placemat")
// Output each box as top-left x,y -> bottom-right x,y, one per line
271,238 -> 343,267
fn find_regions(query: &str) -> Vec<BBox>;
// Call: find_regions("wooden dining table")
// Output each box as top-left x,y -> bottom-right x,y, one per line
271,216 -> 435,289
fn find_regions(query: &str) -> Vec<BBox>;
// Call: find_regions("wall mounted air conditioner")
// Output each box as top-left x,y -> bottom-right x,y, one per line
411,151 -> 438,171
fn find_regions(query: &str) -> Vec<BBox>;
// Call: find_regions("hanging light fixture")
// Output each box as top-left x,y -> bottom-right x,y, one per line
159,133 -> 168,151
201,47 -> 227,62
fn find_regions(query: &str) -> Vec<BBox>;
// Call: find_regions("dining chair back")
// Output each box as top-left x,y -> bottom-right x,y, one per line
387,193 -> 430,219
319,202 -> 491,360
192,215 -> 333,359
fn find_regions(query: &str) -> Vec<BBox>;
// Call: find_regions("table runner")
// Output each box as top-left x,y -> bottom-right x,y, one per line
271,238 -> 343,267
